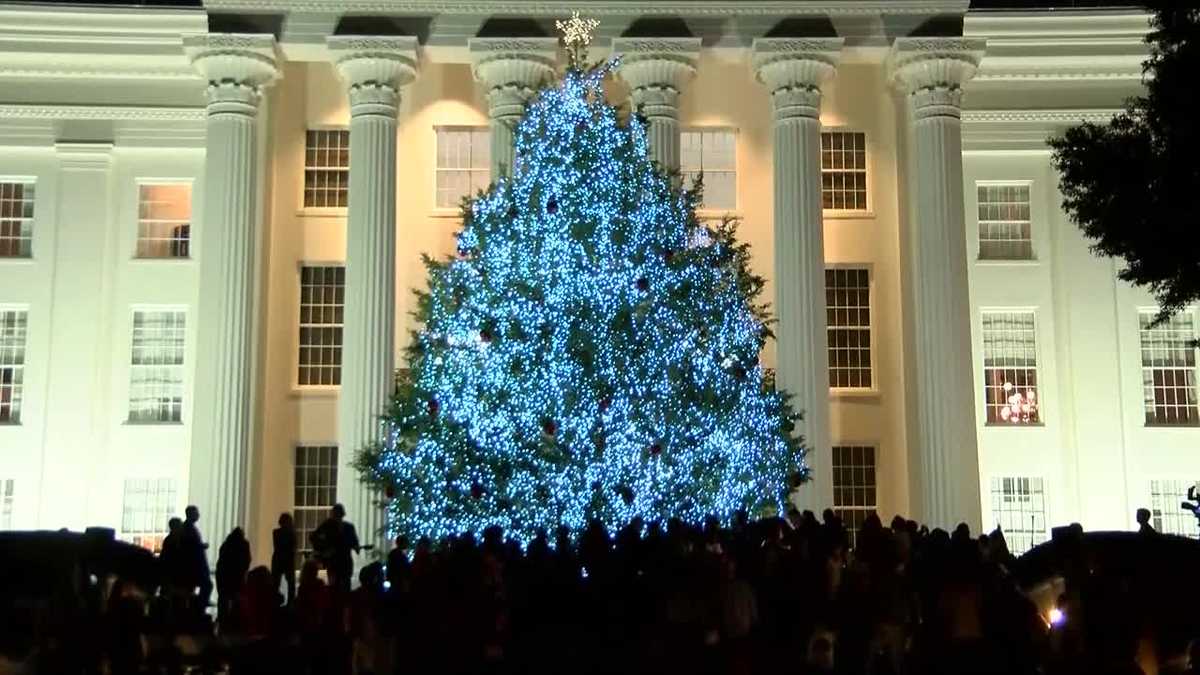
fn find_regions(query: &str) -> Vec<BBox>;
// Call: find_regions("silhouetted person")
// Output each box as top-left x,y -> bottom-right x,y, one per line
386,534 -> 411,594
180,505 -> 212,611
1135,507 -> 1156,535
311,503 -> 360,593
272,512 -> 297,605
216,527 -> 251,630
159,517 -> 184,590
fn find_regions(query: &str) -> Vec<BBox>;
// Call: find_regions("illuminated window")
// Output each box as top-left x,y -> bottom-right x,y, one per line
128,310 -> 185,423
681,129 -> 736,210
0,308 -> 27,424
832,445 -> 876,548
0,180 -> 35,258
990,476 -> 1047,555
977,183 -> 1033,260
821,131 -> 867,211
121,478 -> 177,553
294,445 -> 337,567
136,183 -> 191,258
1140,311 -> 1199,426
304,129 -> 349,208
435,127 -> 490,209
1149,479 -> 1199,538
982,311 -> 1041,424
298,265 -> 344,386
825,268 -> 872,389
0,479 -> 12,529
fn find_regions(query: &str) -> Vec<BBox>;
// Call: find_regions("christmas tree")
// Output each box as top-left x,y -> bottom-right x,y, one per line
359,24 -> 805,544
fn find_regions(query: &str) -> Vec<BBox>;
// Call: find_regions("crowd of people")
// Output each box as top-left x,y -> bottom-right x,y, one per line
1,502 -> 1197,675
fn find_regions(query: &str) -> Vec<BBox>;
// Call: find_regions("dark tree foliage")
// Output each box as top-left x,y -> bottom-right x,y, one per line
1049,2 -> 1200,325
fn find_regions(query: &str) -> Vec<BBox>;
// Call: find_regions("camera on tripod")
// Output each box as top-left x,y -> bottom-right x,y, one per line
1181,483 -> 1200,523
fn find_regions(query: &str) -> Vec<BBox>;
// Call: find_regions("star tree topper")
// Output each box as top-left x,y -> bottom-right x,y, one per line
556,11 -> 600,69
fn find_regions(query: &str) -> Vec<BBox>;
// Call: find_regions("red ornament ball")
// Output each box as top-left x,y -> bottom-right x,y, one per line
542,419 -> 558,436
428,399 -> 440,417
663,249 -> 675,264
649,443 -> 662,456
470,483 -> 483,499
636,277 -> 649,292
479,328 -> 493,344
599,397 -> 612,412
546,197 -> 558,214
384,485 -> 395,500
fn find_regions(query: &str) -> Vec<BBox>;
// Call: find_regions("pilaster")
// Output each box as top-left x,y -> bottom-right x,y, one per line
469,37 -> 558,178
752,37 -> 843,515
613,37 -> 701,172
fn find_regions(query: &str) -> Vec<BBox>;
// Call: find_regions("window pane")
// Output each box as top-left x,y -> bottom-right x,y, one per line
982,311 -> 1041,425
121,478 -> 177,553
128,310 -> 186,423
820,132 -> 868,212
294,445 -> 339,567
435,128 -> 492,207
831,445 -> 878,548
1140,312 -> 1199,425
825,268 -> 872,389
298,266 -> 344,387
303,130 -> 350,208
680,130 -> 737,210
989,476 -> 1047,555
977,183 -> 1034,260
0,181 -> 35,258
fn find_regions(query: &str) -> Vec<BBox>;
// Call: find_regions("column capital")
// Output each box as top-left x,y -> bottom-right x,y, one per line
752,38 -> 843,121
327,36 -> 419,117
613,37 -> 701,91
888,38 -> 986,118
469,37 -> 558,116
183,33 -> 280,114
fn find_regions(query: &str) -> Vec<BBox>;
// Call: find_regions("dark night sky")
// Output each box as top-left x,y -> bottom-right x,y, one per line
8,0 -> 1153,8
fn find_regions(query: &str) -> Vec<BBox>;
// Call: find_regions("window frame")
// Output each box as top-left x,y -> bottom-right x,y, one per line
0,177 -> 37,259
825,264 -> 877,395
1149,478 -> 1199,538
830,443 -> 879,548
433,125 -> 491,216
0,305 -> 28,425
975,180 -> 1036,262
120,477 -> 178,553
134,179 -> 194,260
989,475 -> 1049,555
681,127 -> 739,215
126,306 -> 187,425
301,127 -> 351,214
0,478 -> 13,530
1138,308 -> 1200,427
293,444 -> 339,568
296,263 -> 345,391
820,129 -> 872,218
980,308 -> 1044,426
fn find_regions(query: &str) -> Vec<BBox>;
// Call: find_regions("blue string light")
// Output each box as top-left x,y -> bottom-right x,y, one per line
361,63 -> 806,544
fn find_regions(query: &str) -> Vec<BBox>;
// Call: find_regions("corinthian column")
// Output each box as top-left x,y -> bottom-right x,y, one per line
469,38 -> 557,178
613,38 -> 701,172
327,36 -> 418,554
889,37 -> 987,531
752,38 -> 843,514
182,33 -> 279,551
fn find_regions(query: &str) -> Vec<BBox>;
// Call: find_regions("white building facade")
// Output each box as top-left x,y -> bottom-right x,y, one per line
0,0 -> 1195,563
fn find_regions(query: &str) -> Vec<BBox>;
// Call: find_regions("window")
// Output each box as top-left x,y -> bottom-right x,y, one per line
982,311 -> 1041,424
832,445 -> 877,548
821,131 -> 868,211
1140,311 -> 1199,425
298,265 -> 344,386
825,268 -> 872,389
0,308 -> 27,424
990,476 -> 1047,555
435,127 -> 490,209
977,183 -> 1033,260
128,310 -> 186,423
681,129 -> 736,210
304,129 -> 349,208
121,478 -> 177,553
0,479 -> 12,530
137,184 -> 192,258
0,180 -> 35,257
1149,479 -> 1199,538
294,445 -> 337,567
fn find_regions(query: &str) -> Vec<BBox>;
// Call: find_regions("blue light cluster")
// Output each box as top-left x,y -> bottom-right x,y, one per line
362,63 -> 806,544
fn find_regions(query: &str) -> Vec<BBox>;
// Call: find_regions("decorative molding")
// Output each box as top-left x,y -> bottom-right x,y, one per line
469,37 -> 559,55
752,38 -> 843,95
203,0 -> 969,16
327,36 -> 421,54
182,33 -> 280,88
888,37 -> 986,102
327,35 -> 419,93
611,37 -> 702,56
0,104 -> 204,122
962,108 -> 1121,125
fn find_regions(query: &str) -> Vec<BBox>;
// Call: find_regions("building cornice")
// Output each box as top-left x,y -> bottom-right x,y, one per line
202,0 -> 969,15
962,108 -> 1121,125
961,107 -> 1122,152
